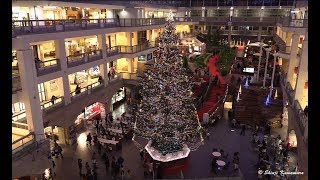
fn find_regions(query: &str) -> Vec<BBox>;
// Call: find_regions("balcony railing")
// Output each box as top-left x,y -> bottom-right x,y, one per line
12,121 -> 29,130
70,81 -> 104,101
12,111 -> 27,122
88,49 -> 103,62
292,100 -> 308,137
67,49 -> 103,68
277,18 -> 308,28
120,72 -> 140,80
12,132 -> 35,154
120,18 -> 166,27
12,75 -> 22,93
106,46 -> 120,57
12,18 -> 166,36
36,58 -> 61,76
40,96 -> 64,112
119,42 -> 156,54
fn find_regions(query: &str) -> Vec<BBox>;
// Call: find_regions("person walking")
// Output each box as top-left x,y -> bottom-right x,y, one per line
240,124 -> 246,136
57,144 -> 63,159
78,158 -> 83,175
87,133 -> 92,146
117,156 -> 124,167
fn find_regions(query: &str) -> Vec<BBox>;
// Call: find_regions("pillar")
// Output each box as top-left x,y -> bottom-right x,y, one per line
256,44 -> 263,83
54,39 -> 71,105
287,34 -> 300,86
17,49 -> 44,141
263,50 -> 270,88
100,64 -> 108,87
269,54 -> 277,97
128,58 -> 133,73
258,26 -> 262,41
285,32 -> 293,47
294,35 -> 308,103
98,34 -> 107,59
201,7 -> 205,18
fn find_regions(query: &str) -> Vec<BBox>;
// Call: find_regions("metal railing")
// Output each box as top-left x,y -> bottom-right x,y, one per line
40,96 -> 64,111
70,81 -> 104,100
106,46 -> 120,57
87,49 -> 103,62
12,111 -> 27,122
66,50 -> 102,68
12,121 -> 29,130
36,58 -> 61,76
120,72 -> 139,80
12,18 -> 166,36
277,18 -> 308,28
119,41 -> 156,54
12,132 -> 35,153
292,100 -> 308,136
12,75 -> 22,93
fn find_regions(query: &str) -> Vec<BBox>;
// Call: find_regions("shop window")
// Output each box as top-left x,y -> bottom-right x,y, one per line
38,83 -> 47,102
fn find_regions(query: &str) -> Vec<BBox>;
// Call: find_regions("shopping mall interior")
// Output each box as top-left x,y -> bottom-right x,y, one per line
12,0 -> 308,179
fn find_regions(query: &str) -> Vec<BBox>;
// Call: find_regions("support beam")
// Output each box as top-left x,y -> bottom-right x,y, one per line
98,34 -> 107,59
54,39 -> 71,105
263,50 -> 270,88
17,49 -> 44,141
256,43 -> 263,83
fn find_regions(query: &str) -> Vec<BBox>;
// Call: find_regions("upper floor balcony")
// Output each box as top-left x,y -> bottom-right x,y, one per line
36,58 -> 62,76
67,49 -> 103,68
12,18 -> 166,37
277,17 -> 308,28
106,41 -> 156,57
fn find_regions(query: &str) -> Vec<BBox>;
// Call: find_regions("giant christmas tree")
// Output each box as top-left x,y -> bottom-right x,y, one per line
134,14 -> 203,161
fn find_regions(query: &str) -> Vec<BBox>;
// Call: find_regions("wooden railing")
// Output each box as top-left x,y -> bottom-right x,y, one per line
12,121 -> 28,130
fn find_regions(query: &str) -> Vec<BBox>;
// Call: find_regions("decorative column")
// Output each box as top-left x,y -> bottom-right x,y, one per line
263,49 -> 270,88
17,49 -> 44,141
54,39 -> 71,105
97,34 -> 107,59
256,43 -> 263,83
287,34 -> 300,86
294,35 -> 308,103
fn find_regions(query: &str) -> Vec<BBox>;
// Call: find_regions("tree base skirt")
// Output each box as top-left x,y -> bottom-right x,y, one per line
145,140 -> 190,162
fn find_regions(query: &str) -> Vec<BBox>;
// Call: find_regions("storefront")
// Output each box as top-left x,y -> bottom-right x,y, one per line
75,102 -> 106,128
65,36 -> 99,56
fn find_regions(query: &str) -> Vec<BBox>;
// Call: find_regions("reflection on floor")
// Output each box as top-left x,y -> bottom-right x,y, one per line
112,103 -> 127,119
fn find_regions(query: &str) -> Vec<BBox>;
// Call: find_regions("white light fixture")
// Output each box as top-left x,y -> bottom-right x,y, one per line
202,7 -> 205,10
122,9 -> 125,11
217,7 -> 220,9
230,7 -> 234,10
261,6 -> 265,10
279,6 -> 282,9
247,6 -> 250,9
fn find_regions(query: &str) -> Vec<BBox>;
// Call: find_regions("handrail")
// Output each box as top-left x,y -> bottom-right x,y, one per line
12,111 -> 26,121
35,58 -> 59,68
40,96 -> 64,110
106,42 -> 156,56
12,121 -> 28,130
277,17 -> 308,28
12,132 -> 35,153
12,18 -> 166,36
70,81 -> 103,97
